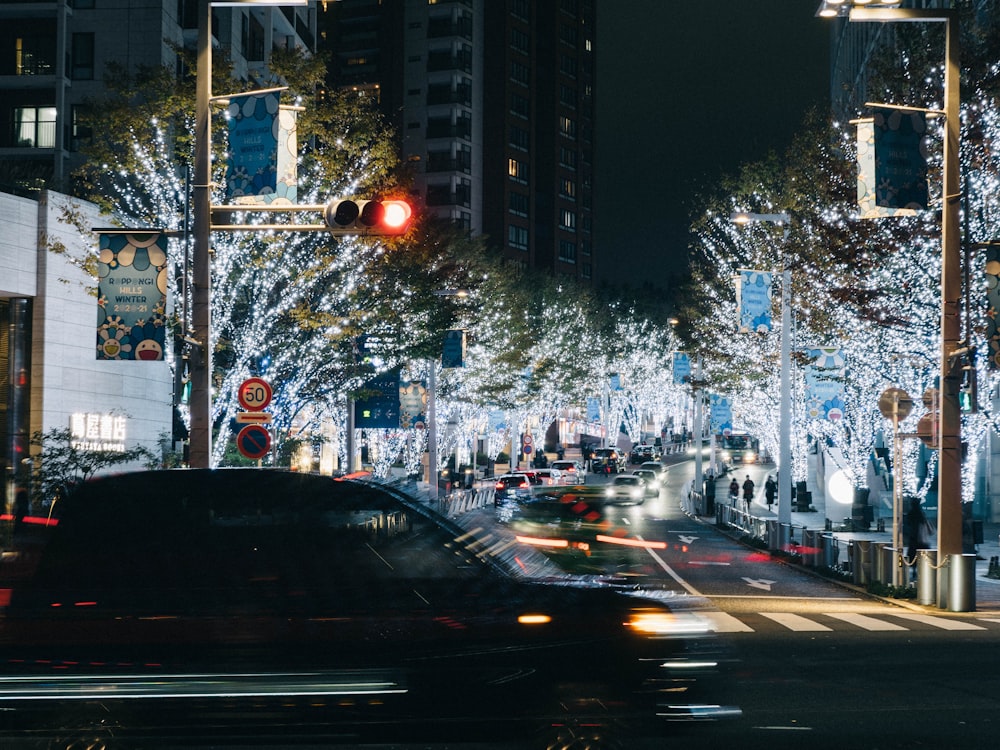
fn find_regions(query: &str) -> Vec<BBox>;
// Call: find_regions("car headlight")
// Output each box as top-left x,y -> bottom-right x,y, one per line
605,487 -> 615,497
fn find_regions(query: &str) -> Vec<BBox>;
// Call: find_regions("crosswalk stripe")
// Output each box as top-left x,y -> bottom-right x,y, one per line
887,613 -> 987,631
701,611 -> 754,633
824,612 -> 907,631
760,613 -> 832,631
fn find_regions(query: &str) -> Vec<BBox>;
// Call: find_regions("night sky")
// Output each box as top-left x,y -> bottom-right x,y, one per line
595,0 -> 830,292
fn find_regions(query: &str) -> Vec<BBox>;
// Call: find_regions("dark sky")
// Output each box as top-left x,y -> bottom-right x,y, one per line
595,0 -> 830,291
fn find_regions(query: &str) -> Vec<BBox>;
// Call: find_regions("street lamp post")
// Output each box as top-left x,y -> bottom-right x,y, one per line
733,212 -> 793,546
818,1 -> 965,609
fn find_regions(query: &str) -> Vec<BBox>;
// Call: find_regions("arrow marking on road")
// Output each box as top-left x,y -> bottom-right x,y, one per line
743,577 -> 776,591
677,534 -> 698,544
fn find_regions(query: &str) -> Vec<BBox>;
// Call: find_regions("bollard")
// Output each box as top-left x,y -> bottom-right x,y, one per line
948,553 -> 976,612
917,549 -> 936,605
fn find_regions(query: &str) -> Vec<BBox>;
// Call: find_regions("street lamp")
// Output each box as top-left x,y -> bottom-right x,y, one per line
189,0 -> 309,469
818,1 -> 965,609
732,212 -> 793,546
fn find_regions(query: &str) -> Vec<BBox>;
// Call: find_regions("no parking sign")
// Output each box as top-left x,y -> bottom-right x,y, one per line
237,423 -> 271,460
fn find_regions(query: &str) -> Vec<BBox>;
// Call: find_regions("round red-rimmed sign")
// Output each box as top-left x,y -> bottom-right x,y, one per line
238,377 -> 272,411
237,424 -> 271,460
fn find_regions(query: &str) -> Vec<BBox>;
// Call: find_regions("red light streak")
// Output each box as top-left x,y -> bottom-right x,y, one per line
595,535 -> 667,549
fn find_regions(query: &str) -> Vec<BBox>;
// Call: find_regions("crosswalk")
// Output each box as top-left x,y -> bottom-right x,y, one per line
701,610 -> 1000,634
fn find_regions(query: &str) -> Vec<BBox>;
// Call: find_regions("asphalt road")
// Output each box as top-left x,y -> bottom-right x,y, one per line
465,462 -> 1000,749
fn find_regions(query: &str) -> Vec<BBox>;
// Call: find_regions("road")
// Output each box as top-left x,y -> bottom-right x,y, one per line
463,460 -> 1000,749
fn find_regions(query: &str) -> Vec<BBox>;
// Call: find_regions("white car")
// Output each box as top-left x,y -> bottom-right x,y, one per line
550,460 -> 584,484
632,469 -> 661,496
605,475 -> 647,505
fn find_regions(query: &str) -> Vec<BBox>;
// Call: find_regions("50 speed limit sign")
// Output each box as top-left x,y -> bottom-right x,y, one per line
238,377 -> 273,411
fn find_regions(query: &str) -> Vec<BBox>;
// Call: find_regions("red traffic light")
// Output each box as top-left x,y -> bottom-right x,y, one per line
324,198 -> 412,236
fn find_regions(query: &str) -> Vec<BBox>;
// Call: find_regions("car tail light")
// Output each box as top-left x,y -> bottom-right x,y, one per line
519,480 -> 530,489
495,481 -> 504,490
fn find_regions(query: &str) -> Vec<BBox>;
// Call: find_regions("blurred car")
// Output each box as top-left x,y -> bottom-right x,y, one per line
590,448 -> 626,474
0,469 -> 725,747
605,474 -> 648,505
629,444 -> 661,464
531,468 -> 561,485
632,469 -> 662,496
640,460 -> 667,479
550,459 -> 584,483
493,472 -> 535,505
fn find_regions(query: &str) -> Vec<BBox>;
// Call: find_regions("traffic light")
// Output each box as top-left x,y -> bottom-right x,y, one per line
324,198 -> 412,236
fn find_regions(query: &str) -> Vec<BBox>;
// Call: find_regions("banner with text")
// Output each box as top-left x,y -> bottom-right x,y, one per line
736,270 -> 773,333
804,347 -> 846,421
709,394 -> 733,435
97,232 -> 168,360
672,351 -> 691,385
856,118 -> 918,219
872,107 -> 929,211
987,246 -> 1000,370
226,91 -> 282,202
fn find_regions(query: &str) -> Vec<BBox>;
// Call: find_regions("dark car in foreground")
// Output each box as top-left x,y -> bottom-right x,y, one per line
0,469 -> 730,749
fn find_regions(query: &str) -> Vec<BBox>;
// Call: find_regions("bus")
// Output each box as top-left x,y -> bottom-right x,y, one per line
717,431 -> 760,465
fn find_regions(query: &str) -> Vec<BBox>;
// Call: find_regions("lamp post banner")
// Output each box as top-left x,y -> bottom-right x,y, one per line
872,107 -> 929,210
985,246 -> 1000,370
226,91 -> 281,201
96,233 -> 168,361
804,347 -> 846,421
709,394 -> 733,434
736,270 -> 773,333
399,380 -> 428,429
856,119 -> 918,219
672,351 -> 691,385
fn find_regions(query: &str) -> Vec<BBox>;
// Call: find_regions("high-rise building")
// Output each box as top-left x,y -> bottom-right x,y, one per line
323,0 -> 596,283
0,0 -> 318,192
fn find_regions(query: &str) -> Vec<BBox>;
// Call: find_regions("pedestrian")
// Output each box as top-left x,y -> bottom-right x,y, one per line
729,477 -> 739,505
742,474 -> 755,512
906,498 -> 932,576
765,475 -> 776,510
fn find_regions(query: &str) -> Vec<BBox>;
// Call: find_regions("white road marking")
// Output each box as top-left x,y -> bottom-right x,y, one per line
888,613 -> 987,631
701,611 -> 754,633
760,613 -> 832,631
824,612 -> 907,631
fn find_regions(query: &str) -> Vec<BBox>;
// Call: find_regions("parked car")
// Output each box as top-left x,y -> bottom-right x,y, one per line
590,448 -> 625,474
550,459 -> 584,484
605,474 -> 648,505
0,469 -> 726,747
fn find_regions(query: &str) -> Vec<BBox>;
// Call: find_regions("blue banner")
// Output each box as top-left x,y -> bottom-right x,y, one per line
355,369 -> 400,428
804,347 -> 846,422
737,270 -> 773,333
856,119 -> 917,219
442,329 -> 465,368
987,247 -> 1000,370
96,233 -> 168,360
586,396 -> 602,422
672,352 -> 691,385
709,394 -> 733,435
873,107 -> 928,210
226,91 -> 281,201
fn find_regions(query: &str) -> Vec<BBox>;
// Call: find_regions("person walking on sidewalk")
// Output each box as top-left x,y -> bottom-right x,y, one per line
764,475 -> 776,510
742,475 -> 755,513
729,478 -> 740,505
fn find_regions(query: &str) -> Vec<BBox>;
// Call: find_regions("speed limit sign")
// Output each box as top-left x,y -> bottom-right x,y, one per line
238,377 -> 273,411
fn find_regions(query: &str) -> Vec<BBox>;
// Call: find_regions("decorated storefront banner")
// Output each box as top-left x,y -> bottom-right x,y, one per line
872,106 -> 929,211
226,90 -> 290,202
97,232 -> 168,360
736,270 -> 773,333
709,394 -> 733,435
985,246 -> 1000,370
856,118 -> 918,219
672,351 -> 691,385
804,347 -> 846,421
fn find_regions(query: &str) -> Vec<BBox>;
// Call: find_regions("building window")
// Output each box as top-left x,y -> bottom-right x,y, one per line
511,0 -> 529,22
559,54 -> 577,78
510,60 -> 529,87
559,147 -> 576,170
559,179 -> 576,200
559,84 -> 577,108
13,106 -> 57,148
559,116 -> 576,139
70,105 -> 93,152
509,192 -> 529,218
559,24 -> 577,47
511,28 -> 529,55
509,125 -> 529,151
508,158 -> 528,185
559,209 -> 576,231
71,33 -> 94,80
582,262 -> 591,280
559,240 -> 577,264
510,93 -> 529,119
508,224 -> 529,251
14,31 -> 56,75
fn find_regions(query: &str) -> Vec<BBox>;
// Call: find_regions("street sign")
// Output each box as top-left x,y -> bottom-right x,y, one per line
237,423 -> 271,460
236,411 -> 273,424
522,433 -> 534,455
878,387 -> 913,421
238,377 -> 272,410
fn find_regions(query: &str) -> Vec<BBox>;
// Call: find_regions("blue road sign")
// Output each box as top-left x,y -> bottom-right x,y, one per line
237,424 -> 271,460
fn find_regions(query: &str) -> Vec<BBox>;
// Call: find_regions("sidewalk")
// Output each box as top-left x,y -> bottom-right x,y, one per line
703,452 -> 1000,613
